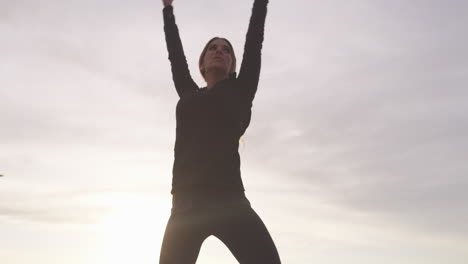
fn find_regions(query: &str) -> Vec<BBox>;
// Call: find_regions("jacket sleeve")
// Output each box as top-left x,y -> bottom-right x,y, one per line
237,0 -> 269,104
163,5 -> 198,97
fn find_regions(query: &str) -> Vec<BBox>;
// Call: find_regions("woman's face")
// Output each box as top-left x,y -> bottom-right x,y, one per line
201,39 -> 233,77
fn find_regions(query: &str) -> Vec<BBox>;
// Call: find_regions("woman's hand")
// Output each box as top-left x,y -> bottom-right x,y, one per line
162,0 -> 173,7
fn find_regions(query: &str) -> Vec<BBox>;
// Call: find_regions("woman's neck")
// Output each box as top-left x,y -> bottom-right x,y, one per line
205,70 -> 228,90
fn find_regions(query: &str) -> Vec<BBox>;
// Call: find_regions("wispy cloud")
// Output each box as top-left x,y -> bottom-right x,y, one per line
0,189 -> 108,225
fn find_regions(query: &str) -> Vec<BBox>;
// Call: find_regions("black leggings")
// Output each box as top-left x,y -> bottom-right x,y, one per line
159,192 -> 281,264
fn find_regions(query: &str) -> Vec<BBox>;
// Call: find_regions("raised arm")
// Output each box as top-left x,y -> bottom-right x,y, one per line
237,0 -> 269,102
162,1 -> 198,97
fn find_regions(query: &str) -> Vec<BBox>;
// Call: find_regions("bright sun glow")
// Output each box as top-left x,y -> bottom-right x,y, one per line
92,193 -> 171,264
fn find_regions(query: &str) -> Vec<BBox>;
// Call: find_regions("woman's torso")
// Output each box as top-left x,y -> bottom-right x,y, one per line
171,76 -> 251,195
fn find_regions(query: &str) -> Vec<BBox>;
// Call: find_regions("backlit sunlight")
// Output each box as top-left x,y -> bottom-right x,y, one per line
93,193 -> 170,264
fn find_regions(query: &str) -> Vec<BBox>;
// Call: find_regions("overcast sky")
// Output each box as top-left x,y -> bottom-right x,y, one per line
1,0 -> 468,263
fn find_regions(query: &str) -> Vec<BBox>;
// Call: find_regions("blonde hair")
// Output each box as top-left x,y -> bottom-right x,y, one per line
199,37 -> 237,81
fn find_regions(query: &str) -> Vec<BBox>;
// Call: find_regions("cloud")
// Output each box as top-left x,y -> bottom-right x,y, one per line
236,0 -> 468,241
0,185 -> 169,226
0,189 -> 109,225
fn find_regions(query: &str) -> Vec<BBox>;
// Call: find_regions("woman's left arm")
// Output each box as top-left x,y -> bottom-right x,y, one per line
237,0 -> 269,103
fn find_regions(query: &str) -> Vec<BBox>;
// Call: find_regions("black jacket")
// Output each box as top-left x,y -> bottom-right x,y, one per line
163,0 -> 268,195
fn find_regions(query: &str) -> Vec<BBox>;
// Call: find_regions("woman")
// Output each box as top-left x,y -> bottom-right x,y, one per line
160,0 -> 280,263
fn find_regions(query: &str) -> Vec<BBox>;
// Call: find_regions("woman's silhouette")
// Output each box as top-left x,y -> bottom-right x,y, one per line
159,0 -> 280,263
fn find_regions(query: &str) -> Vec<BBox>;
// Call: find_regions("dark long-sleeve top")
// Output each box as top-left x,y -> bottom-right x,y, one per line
163,0 -> 268,195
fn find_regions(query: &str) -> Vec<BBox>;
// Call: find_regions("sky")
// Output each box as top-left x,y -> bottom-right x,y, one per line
1,0 -> 468,263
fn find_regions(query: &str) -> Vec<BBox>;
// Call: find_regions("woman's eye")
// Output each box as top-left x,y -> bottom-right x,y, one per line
209,45 -> 217,50
223,48 -> 230,53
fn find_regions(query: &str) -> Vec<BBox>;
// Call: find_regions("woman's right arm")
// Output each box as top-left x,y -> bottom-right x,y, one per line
162,1 -> 198,97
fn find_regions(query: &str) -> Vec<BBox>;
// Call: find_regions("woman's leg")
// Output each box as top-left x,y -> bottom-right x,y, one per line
213,205 -> 281,264
159,212 -> 208,264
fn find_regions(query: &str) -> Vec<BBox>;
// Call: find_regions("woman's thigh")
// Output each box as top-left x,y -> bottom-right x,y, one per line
159,212 -> 208,264
214,206 -> 281,264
